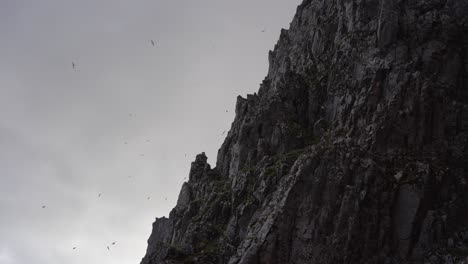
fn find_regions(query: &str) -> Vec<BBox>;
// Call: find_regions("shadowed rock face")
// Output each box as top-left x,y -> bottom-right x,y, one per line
141,0 -> 468,263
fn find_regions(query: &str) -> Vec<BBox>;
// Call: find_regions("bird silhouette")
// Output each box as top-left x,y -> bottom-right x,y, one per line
98,193 -> 101,198
112,242 -> 116,245
261,29 -> 265,32
147,196 -> 150,200
151,40 -> 155,46
42,205 -> 46,209
222,130 -> 227,135
73,247 -> 77,250
72,62 -> 75,69
107,246 -> 110,250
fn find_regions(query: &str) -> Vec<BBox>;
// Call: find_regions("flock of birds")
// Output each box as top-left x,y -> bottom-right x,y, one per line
40,28 -> 267,254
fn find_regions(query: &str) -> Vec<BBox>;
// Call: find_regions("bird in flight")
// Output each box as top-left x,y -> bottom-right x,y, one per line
147,196 -> 151,200
261,29 -> 266,32
107,246 -> 110,250
112,242 -> 116,245
221,130 -> 227,135
151,40 -> 155,46
73,247 -> 77,250
98,193 -> 102,198
72,62 -> 76,69
42,205 -> 46,209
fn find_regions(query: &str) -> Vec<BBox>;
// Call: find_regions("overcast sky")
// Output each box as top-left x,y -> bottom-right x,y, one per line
0,1 -> 301,263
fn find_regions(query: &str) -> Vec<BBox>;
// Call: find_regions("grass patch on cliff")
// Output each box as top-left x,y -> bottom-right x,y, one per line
448,247 -> 468,257
285,120 -> 321,146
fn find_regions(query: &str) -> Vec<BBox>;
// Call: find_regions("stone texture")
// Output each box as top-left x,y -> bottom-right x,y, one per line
141,0 -> 468,263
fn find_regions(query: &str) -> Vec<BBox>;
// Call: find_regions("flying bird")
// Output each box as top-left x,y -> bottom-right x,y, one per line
42,205 -> 46,209
72,62 -> 75,69
98,193 -> 102,198
151,40 -> 155,46
221,130 -> 227,135
107,246 -> 110,250
112,242 -> 116,245
261,29 -> 266,32
147,196 -> 151,200
73,247 -> 77,250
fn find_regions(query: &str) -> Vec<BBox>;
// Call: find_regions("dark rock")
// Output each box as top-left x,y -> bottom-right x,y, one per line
141,0 -> 468,263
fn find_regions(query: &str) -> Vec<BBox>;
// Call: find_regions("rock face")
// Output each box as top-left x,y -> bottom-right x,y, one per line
141,0 -> 468,263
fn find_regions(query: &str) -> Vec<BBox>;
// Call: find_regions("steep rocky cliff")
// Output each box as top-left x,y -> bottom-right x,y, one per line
141,0 -> 468,263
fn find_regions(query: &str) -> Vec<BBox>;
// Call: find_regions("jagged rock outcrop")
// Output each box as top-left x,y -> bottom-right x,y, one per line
141,0 -> 468,263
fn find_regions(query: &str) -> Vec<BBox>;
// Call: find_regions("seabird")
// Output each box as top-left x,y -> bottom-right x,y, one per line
112,242 -> 116,245
42,205 -> 46,209
151,40 -> 155,46
98,193 -> 102,198
72,62 -> 75,69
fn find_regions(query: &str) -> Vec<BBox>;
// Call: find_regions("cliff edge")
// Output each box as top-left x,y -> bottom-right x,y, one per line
141,0 -> 468,263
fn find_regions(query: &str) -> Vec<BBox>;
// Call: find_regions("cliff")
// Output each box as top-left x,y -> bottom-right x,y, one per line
141,0 -> 468,263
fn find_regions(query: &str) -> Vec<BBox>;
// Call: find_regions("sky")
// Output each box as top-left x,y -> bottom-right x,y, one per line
0,0 -> 301,263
